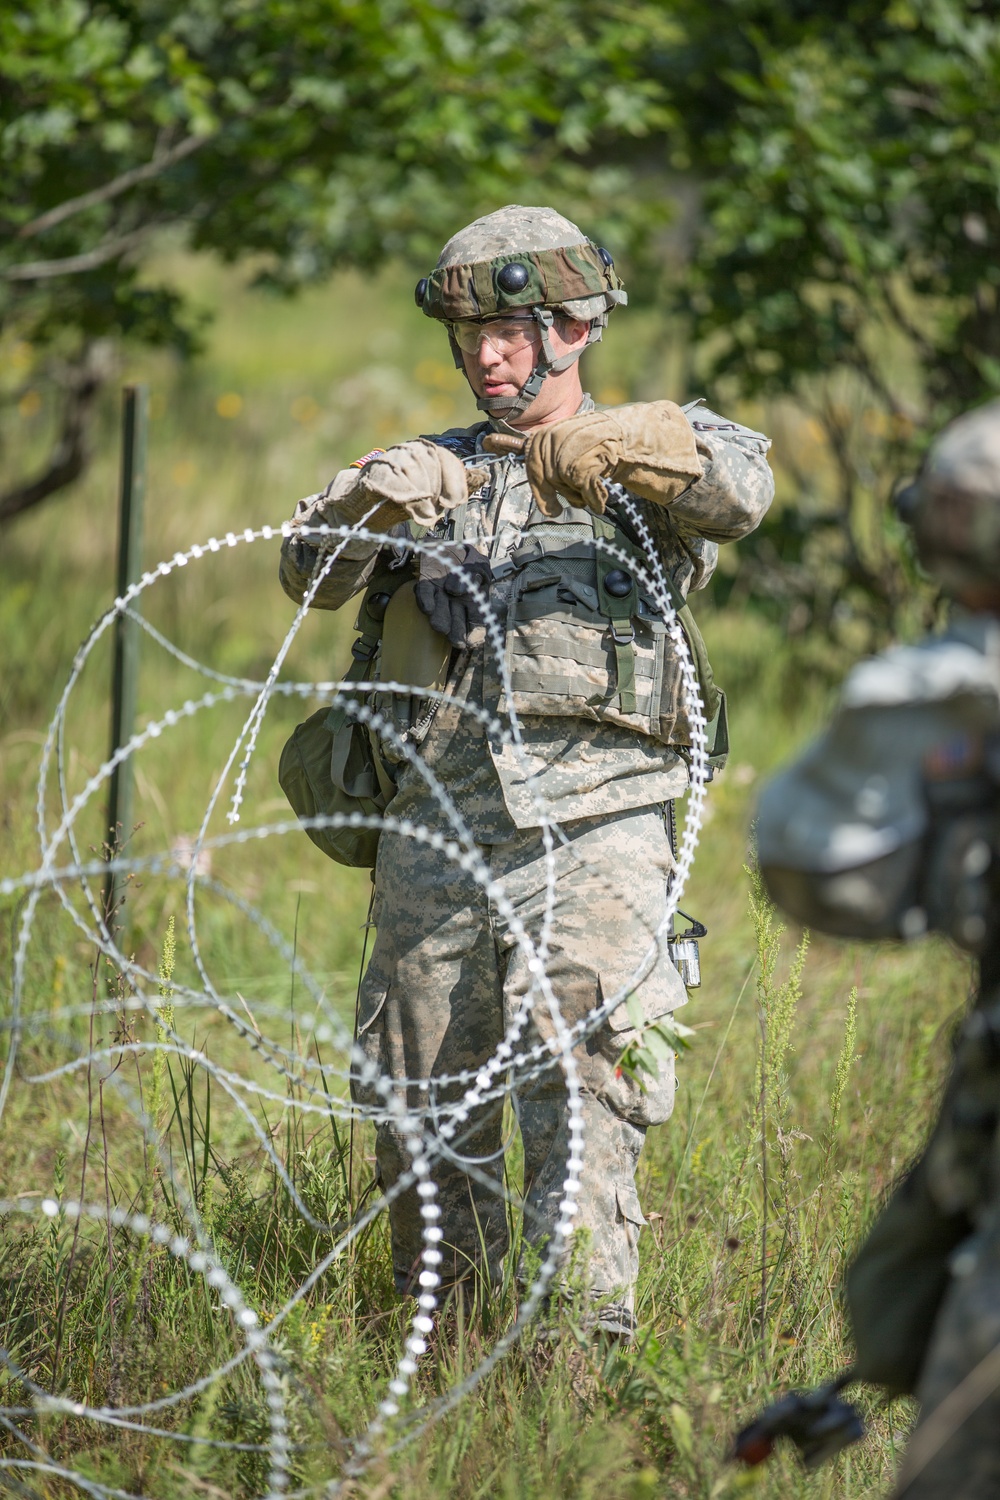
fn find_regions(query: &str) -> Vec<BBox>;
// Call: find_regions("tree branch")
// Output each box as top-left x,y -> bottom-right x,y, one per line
879,277 -> 940,366
18,133 -> 210,240
0,348 -> 110,525
4,226 -> 157,281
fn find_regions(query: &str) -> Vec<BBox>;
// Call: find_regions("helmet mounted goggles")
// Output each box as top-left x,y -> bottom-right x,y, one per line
414,237 -> 626,418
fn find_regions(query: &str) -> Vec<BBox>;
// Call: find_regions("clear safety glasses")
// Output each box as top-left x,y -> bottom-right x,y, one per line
448,317 -> 539,356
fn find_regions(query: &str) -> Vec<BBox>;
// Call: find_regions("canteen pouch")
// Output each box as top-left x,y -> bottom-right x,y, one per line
374,578 -> 452,741
278,662 -> 393,869
278,565 -> 414,867
379,578 -> 451,692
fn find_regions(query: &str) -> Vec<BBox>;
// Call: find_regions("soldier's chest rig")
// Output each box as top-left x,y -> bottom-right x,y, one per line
355,446 -> 727,764
280,442 -> 724,899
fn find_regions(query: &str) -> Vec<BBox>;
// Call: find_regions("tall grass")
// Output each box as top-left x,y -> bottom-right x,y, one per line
0,882 -> 934,1497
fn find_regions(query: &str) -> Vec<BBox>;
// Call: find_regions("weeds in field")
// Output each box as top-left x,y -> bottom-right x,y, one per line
0,259 -> 960,1494
0,867 -> 940,1498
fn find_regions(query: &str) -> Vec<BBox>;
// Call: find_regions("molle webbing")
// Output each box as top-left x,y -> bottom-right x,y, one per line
606,499 -> 723,730
498,504 -> 726,760
449,502 -> 469,545
593,515 -> 638,715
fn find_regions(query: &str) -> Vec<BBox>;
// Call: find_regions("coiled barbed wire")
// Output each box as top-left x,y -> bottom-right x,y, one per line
1,479 -> 710,1494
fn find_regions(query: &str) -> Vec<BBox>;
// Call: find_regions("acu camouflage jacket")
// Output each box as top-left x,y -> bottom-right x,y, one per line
279,398 -> 773,840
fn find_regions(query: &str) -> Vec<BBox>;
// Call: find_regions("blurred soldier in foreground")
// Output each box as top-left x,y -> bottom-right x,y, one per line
278,205 -> 773,1336
755,399 -> 1000,1494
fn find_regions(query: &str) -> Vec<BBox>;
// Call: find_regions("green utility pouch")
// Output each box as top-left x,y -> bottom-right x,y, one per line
278,684 -> 387,868
278,566 -> 411,868
676,601 -> 728,772
375,577 -> 451,738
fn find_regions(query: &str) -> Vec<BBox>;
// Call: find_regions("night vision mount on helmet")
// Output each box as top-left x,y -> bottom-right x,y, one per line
414,205 -> 627,418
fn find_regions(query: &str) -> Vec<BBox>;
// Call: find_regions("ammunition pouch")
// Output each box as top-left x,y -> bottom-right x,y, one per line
498,510 -> 728,768
372,575 -> 452,746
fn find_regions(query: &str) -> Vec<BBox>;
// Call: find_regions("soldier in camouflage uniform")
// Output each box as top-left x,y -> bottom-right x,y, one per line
756,400 -> 1000,1493
280,206 -> 773,1335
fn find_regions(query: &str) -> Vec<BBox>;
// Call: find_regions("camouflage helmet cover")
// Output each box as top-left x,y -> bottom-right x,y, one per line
416,204 -> 627,325
901,399 -> 1000,594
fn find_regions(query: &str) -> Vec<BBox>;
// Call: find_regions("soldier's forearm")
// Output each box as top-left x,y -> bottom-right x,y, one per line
277,532 -> 383,611
277,473 -> 389,610
669,430 -> 775,542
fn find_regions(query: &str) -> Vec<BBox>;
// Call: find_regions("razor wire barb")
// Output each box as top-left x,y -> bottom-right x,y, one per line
0,475 -> 709,1495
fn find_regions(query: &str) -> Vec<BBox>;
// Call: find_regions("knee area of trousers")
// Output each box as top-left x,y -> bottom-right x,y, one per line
599,1056 -> 676,1128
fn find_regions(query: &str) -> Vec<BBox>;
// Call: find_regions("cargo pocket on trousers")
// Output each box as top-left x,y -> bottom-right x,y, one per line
598,965 -> 679,1127
615,1182 -> 646,1256
351,969 -> 389,1108
602,952 -> 686,1033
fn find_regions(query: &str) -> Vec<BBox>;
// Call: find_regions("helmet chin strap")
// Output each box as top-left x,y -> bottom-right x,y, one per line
471,308 -> 588,420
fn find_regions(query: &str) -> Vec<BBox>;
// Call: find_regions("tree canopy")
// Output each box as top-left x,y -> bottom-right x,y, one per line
4,0 -> 999,639
0,0 -> 669,521
646,0 -> 1000,637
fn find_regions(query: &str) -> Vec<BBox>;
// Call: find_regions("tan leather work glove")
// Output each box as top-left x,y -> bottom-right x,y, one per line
524,401 -> 703,517
318,439 -> 485,532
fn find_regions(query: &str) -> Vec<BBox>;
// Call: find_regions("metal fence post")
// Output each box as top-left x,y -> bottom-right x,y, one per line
104,384 -> 148,931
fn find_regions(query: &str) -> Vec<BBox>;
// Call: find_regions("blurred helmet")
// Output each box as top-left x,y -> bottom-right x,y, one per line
413,204 -> 626,417
897,399 -> 1000,595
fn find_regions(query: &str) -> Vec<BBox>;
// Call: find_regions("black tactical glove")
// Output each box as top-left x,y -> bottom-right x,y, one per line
414,544 -> 492,650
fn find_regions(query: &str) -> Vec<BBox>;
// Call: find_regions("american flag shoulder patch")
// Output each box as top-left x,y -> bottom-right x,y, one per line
348,447 -> 387,470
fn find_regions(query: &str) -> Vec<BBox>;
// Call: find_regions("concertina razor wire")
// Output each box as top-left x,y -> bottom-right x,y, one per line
0,473 -> 709,1497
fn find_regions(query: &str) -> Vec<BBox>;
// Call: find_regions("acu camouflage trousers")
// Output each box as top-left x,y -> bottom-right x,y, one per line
350,804 -> 684,1333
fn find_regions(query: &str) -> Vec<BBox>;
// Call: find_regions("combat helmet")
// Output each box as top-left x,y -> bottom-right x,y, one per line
897,398 -> 1000,596
414,205 -> 626,417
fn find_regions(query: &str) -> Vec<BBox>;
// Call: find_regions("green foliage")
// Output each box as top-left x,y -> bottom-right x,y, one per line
0,0 -> 674,519
664,2 -> 1000,410
617,1003 -> 695,1091
0,243 -> 973,1497
0,0 -> 669,309
7,1 -> 999,647
827,986 -> 860,1161
646,0 -> 1000,640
